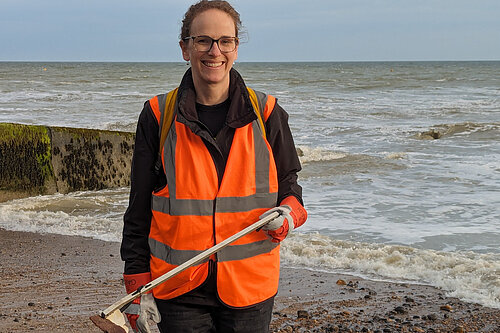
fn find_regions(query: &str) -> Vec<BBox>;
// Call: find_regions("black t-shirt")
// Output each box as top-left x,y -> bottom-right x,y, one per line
196,99 -> 230,137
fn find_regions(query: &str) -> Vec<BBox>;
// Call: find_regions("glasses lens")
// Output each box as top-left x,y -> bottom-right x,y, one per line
194,37 -> 213,52
218,38 -> 237,52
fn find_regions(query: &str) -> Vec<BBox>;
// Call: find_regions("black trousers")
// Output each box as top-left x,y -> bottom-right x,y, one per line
155,264 -> 274,333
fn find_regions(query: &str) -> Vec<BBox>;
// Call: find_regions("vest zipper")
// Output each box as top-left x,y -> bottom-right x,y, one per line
212,199 -> 218,260
187,118 -> 225,261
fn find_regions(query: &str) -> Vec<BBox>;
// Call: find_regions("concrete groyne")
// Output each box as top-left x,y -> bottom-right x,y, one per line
0,123 -> 135,202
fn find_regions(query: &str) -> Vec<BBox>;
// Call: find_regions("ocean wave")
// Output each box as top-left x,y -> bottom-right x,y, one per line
414,122 -> 500,140
0,90 -> 93,103
0,190 -> 128,243
120,76 -> 141,81
282,232 -> 500,309
55,80 -> 93,85
0,89 -> 147,104
0,90 -> 56,102
296,146 -> 347,163
384,152 -> 408,160
298,146 -> 406,178
103,121 -> 137,132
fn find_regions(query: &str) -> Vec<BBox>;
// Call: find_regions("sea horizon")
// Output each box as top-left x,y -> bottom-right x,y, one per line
1,59 -> 500,64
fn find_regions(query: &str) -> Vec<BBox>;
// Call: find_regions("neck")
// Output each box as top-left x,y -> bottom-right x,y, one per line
192,77 -> 230,106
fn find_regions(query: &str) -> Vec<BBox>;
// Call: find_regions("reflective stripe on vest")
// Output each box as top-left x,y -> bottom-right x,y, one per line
149,237 -> 278,264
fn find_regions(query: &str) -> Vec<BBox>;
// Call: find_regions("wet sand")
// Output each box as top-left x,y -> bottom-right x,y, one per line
0,228 -> 498,333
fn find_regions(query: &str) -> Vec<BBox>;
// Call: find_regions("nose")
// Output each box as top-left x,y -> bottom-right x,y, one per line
208,40 -> 222,56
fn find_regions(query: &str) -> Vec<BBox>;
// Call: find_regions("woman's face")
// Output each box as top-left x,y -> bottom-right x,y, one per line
180,9 -> 238,89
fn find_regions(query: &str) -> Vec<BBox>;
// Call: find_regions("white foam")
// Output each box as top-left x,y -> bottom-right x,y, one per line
0,191 -> 126,243
281,232 -> 500,309
385,152 -> 407,160
297,145 -> 347,164
102,121 -> 137,132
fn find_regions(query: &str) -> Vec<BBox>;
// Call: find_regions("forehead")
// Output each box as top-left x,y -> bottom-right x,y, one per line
190,9 -> 236,37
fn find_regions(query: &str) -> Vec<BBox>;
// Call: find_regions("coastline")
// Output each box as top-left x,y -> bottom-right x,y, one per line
0,228 -> 498,332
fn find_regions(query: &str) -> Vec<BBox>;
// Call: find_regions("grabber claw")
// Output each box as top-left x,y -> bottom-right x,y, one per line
90,309 -> 129,333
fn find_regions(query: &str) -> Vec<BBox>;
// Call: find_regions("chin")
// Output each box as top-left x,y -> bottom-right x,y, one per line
200,70 -> 231,84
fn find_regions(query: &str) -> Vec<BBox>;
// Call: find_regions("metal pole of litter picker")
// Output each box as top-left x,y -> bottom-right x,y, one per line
100,211 -> 280,318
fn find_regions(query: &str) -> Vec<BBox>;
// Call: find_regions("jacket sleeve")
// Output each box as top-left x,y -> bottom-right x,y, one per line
264,101 -> 304,206
120,101 -> 161,274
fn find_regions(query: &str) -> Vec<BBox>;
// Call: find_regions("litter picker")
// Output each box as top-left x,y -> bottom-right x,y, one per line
90,211 -> 280,332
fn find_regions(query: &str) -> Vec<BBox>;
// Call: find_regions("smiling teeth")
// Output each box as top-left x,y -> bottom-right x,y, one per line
204,62 -> 223,67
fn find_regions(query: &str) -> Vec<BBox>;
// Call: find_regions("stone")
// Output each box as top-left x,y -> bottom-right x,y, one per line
297,310 -> 310,319
426,314 -> 437,321
394,306 -> 407,314
440,304 -> 453,312
347,280 -> 358,288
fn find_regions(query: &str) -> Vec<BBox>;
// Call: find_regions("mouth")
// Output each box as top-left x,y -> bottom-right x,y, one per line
202,60 -> 224,68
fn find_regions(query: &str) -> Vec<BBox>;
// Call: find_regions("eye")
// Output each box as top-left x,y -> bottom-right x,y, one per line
196,37 -> 212,45
220,38 -> 234,46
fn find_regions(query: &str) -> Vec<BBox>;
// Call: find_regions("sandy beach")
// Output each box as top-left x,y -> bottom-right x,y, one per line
0,228 -> 498,333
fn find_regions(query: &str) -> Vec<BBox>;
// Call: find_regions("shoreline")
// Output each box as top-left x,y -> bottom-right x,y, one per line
0,228 -> 498,332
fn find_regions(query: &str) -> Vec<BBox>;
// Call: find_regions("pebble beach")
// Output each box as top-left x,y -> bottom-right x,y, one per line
0,228 -> 498,333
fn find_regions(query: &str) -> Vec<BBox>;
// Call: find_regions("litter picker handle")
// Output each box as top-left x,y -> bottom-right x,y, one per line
100,211 -> 280,318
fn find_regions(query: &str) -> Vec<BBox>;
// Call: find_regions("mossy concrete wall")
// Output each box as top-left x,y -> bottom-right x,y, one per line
0,123 -> 135,202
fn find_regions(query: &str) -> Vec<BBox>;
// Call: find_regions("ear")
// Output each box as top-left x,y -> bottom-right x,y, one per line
179,40 -> 190,61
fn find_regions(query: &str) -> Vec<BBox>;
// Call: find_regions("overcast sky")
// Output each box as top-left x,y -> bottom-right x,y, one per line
1,0 -> 499,62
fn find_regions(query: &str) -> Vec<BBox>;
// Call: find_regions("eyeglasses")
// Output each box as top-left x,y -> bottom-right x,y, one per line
182,36 -> 239,53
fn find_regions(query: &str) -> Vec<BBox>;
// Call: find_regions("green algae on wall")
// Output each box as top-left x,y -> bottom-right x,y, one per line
0,123 -> 135,201
0,123 -> 55,194
50,127 -> 135,193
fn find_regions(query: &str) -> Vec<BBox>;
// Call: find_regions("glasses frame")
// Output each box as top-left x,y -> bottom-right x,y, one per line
182,35 -> 239,53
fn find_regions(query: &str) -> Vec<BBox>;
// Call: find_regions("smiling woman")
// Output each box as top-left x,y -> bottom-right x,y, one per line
180,8 -> 239,104
117,1 -> 307,332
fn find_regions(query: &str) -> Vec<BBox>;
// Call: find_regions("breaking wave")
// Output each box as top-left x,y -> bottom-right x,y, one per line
415,122 -> 500,140
282,232 -> 500,309
296,146 -> 347,164
297,145 -> 406,178
0,190 -> 129,242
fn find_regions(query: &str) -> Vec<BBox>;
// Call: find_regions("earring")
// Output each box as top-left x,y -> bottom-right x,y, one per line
186,61 -> 190,66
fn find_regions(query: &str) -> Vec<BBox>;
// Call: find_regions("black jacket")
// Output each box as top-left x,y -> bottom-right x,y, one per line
121,68 -> 303,274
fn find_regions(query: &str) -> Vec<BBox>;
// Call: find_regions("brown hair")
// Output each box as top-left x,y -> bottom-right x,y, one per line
180,0 -> 242,39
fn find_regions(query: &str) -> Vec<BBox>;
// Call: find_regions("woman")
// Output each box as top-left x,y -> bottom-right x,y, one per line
121,1 -> 307,332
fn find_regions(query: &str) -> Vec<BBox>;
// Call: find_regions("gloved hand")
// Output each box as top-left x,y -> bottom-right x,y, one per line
260,196 -> 307,243
260,204 -> 293,243
123,273 -> 161,333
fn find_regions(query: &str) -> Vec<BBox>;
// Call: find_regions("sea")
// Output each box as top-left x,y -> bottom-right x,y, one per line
0,61 -> 499,309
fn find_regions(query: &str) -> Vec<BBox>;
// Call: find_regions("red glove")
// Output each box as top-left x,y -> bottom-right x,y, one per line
123,272 -> 151,331
260,196 -> 307,243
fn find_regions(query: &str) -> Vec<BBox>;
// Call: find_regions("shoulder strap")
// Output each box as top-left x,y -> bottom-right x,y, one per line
246,87 -> 267,140
159,88 -> 178,156
154,88 -> 178,174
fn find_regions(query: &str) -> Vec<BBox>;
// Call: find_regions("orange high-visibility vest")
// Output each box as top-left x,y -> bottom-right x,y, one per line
148,88 -> 280,307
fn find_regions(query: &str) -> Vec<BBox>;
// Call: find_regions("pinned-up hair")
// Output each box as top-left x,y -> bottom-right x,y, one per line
180,0 -> 242,39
